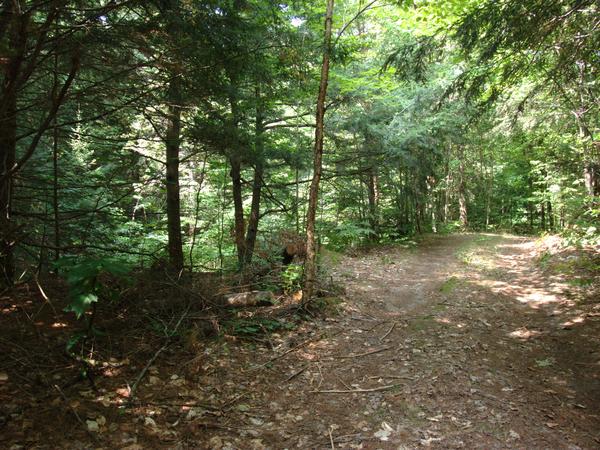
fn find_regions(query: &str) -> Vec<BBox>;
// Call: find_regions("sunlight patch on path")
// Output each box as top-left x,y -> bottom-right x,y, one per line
469,238 -> 573,310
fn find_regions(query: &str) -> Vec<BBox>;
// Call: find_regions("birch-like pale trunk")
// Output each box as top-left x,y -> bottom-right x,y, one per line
303,0 -> 334,302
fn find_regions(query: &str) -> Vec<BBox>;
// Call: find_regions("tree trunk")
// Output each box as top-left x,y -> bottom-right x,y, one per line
527,176 -> 534,230
244,89 -> 265,265
443,148 -> 451,223
225,80 -> 248,268
244,162 -> 262,265
218,167 -> 227,270
428,176 -> 437,233
165,78 -> 184,271
0,9 -> 23,286
573,64 -> 599,198
540,202 -> 546,230
547,201 -> 554,231
358,176 -> 366,221
0,82 -> 16,287
578,126 -> 598,197
52,54 -> 60,266
458,153 -> 467,229
303,0 -> 334,302
295,167 -> 300,233
230,155 -> 246,267
414,197 -> 422,234
485,156 -> 493,230
583,161 -> 599,197
367,166 -> 379,239
188,156 -> 207,269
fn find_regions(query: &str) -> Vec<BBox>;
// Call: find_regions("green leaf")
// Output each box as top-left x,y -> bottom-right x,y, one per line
66,331 -> 86,354
64,292 -> 98,319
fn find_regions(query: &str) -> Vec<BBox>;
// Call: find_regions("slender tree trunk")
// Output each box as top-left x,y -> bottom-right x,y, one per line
0,86 -> 16,286
485,158 -> 493,230
458,187 -> 467,228
0,10 -> 22,286
443,148 -> 451,223
230,155 -> 246,266
392,170 -> 402,233
547,201 -> 554,231
560,205 -> 565,228
428,176 -> 437,233
527,177 -> 534,230
244,89 -> 265,265
458,148 -> 467,229
367,166 -> 379,239
218,166 -> 227,270
540,202 -> 546,230
52,54 -> 60,266
188,156 -> 207,270
225,83 -> 248,268
244,162 -> 262,265
404,172 -> 410,230
165,78 -> 184,271
358,177 -> 366,221
414,198 -> 422,234
303,0 -> 334,302
578,119 -> 599,197
295,167 -> 300,234
434,192 -> 442,232
583,162 -> 598,196
573,63 -> 599,198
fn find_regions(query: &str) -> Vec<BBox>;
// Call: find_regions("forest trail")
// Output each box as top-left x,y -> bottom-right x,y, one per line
2,233 -> 599,449
189,233 -> 600,449
333,234 -> 476,315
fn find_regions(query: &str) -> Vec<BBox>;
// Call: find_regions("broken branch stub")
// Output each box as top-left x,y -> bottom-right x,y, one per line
224,290 -> 275,307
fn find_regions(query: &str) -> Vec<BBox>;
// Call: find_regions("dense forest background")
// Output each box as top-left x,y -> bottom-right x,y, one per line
1,0 -> 598,292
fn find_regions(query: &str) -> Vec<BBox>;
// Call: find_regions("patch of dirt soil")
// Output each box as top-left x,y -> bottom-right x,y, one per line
1,233 -> 599,449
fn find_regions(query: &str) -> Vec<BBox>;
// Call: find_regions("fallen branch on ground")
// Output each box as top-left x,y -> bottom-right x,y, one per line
312,384 -> 400,394
54,384 -> 97,440
365,320 -> 387,332
335,346 -> 390,359
255,330 -> 343,369
127,307 -> 189,405
379,322 -> 396,341
283,365 -> 308,383
368,374 -> 416,380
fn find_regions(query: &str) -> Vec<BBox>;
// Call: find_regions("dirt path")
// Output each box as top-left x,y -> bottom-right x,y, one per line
184,233 -> 599,449
335,234 -> 474,315
2,233 -> 599,449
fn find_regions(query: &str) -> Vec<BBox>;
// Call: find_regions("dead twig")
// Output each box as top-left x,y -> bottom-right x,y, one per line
128,307 -> 189,405
336,375 -> 352,390
192,421 -> 240,431
309,432 -> 361,449
316,363 -> 324,390
142,400 -> 220,410
54,384 -> 96,440
283,365 -> 308,383
220,392 -> 248,411
335,346 -> 390,359
329,426 -> 335,449
256,330 -> 343,369
128,343 -> 171,405
350,315 -> 377,321
334,433 -> 362,443
365,320 -> 387,332
34,274 -> 58,317
368,375 -> 416,380
379,322 -> 396,342
312,384 -> 400,394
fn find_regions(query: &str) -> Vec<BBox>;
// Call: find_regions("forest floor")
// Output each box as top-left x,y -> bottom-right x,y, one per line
1,233 -> 600,449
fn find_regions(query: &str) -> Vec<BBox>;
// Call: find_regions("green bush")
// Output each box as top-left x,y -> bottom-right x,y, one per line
282,263 -> 303,293
55,256 -> 132,319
